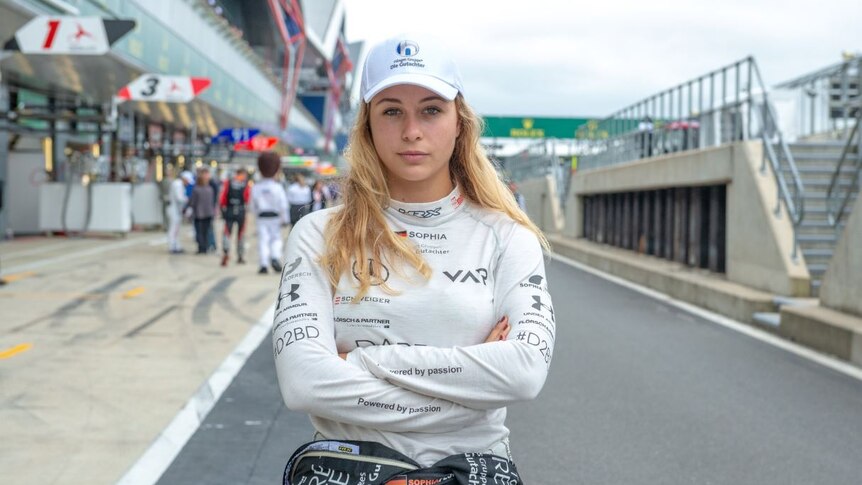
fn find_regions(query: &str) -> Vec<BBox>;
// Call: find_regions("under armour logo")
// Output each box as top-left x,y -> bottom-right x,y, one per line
276,284 -> 300,310
285,284 -> 300,302
531,295 -> 555,322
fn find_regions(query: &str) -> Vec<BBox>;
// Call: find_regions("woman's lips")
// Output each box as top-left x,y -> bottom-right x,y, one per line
398,151 -> 429,163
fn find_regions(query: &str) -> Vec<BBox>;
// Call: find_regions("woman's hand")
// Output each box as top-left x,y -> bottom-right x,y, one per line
485,316 -> 510,343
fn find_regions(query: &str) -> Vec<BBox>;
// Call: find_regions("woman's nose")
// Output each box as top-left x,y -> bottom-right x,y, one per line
401,115 -> 422,141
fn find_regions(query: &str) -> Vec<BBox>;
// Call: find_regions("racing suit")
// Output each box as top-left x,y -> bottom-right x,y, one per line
167,178 -> 188,252
251,177 -> 289,269
220,177 -> 250,261
273,185 -> 555,466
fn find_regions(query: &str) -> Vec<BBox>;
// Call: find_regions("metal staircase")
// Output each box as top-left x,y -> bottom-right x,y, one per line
783,139 -> 859,295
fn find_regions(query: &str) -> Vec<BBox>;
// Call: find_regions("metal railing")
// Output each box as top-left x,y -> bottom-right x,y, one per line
496,139 -> 568,204
578,58 -> 763,168
577,56 -> 805,259
826,106 -> 862,227
775,55 -> 861,140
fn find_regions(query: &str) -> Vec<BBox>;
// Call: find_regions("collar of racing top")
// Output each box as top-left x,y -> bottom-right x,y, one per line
386,184 -> 467,227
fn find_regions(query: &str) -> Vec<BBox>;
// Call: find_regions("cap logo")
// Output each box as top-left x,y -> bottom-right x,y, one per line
396,41 -> 419,57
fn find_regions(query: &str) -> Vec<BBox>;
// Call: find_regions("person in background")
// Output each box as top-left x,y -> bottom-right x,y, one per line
168,169 -> 194,254
251,152 -> 289,274
508,181 -> 527,212
207,169 -> 220,253
184,168 -> 195,200
638,115 -> 654,159
219,167 -> 251,266
286,173 -> 312,224
182,169 -> 196,235
327,179 -> 341,205
310,179 -> 331,212
189,167 -> 217,254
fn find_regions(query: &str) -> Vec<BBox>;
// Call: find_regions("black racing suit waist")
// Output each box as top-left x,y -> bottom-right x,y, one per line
257,211 -> 280,218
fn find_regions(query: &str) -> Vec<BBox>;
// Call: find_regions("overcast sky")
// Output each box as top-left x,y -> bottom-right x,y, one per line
342,0 -> 862,118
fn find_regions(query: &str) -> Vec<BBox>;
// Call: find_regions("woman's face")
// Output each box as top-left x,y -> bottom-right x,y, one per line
368,84 -> 460,198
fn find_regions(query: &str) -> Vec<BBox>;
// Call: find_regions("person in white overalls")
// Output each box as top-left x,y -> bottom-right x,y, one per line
167,170 -> 193,254
251,151 -> 289,274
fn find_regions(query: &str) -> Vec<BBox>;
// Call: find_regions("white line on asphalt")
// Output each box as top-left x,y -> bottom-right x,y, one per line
116,304 -> 276,485
0,237 -> 163,276
1,240 -> 89,259
549,252 -> 862,382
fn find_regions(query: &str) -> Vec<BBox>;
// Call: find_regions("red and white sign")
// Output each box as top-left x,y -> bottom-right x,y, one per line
7,16 -> 134,55
116,75 -> 211,103
233,136 -> 278,152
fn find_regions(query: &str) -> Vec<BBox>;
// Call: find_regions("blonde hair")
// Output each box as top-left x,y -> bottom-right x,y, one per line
321,94 -> 549,298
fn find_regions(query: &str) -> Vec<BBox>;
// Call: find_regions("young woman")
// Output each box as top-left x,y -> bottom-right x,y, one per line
273,33 -> 555,468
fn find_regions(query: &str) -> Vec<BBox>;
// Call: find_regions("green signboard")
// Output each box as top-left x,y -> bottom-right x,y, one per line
481,116 -> 591,139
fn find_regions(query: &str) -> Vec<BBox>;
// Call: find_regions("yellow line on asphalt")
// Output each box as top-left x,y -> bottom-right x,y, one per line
0,343 -> 32,359
0,292 -> 103,300
122,287 -> 146,299
1,271 -> 36,283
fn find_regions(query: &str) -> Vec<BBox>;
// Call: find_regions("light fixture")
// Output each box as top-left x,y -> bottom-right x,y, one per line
43,137 -> 53,173
155,155 -> 164,182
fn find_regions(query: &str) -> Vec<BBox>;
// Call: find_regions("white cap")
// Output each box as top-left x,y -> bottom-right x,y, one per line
180,171 -> 194,183
361,33 -> 463,103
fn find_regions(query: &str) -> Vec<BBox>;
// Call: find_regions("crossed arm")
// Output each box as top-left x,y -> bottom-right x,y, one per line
273,217 -> 555,431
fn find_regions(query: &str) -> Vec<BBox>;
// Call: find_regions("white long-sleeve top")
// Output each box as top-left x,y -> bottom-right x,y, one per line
272,185 -> 555,466
287,182 -> 312,205
251,178 -> 289,224
168,178 -> 187,215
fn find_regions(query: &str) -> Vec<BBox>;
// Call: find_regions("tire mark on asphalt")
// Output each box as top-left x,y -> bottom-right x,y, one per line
92,273 -> 138,316
125,305 -> 180,338
11,274 -> 139,333
246,289 -> 275,305
52,274 -> 138,326
217,291 -> 262,324
192,277 -> 237,325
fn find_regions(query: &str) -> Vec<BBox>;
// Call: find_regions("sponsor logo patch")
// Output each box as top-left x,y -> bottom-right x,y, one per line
352,259 -> 390,286
443,268 -> 488,285
396,207 -> 442,219
531,295 -> 555,323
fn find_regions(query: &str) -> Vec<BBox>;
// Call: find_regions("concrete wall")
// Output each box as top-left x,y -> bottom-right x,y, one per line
519,175 -> 564,234
132,183 -> 165,227
6,138 -> 45,236
564,144 -> 735,239
39,183 -> 133,233
820,195 -> 862,316
563,141 -> 810,296
726,142 -> 809,296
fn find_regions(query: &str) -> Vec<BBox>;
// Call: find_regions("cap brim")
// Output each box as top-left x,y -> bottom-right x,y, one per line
363,73 -> 458,103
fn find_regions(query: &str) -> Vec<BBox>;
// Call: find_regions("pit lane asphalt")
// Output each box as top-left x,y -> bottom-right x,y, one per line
157,258 -> 862,485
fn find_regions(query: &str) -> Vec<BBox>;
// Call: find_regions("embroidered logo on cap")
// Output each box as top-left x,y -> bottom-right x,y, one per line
396,40 -> 419,57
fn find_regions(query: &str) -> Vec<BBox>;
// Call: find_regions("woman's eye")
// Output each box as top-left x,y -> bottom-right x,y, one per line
383,108 -> 401,116
423,106 -> 442,115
